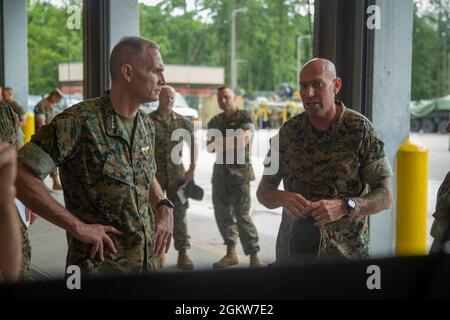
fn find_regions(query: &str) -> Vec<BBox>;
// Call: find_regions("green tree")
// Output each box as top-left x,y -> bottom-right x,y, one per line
27,0 -> 83,96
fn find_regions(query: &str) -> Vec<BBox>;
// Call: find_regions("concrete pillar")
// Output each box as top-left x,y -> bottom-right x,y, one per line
370,0 -> 413,257
2,0 -> 28,109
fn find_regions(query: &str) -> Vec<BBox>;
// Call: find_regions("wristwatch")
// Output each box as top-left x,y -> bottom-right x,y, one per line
156,198 -> 175,210
344,198 -> 357,217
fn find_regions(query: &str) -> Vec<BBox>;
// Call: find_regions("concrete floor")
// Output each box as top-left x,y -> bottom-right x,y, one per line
27,130 -> 450,280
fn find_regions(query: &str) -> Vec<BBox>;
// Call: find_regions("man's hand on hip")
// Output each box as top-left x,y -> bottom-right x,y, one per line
72,223 -> 123,262
309,200 -> 348,227
154,206 -> 174,257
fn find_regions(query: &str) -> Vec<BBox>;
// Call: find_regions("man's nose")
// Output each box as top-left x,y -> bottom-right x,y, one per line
305,86 -> 315,98
159,73 -> 166,85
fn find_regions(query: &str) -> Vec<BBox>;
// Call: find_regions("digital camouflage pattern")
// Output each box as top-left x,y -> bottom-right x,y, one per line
264,102 -> 392,260
208,110 -> 259,255
0,101 -> 31,280
430,172 -> 450,253
8,101 -> 26,123
150,110 -> 194,250
18,94 -> 159,274
207,109 -> 255,181
0,101 -> 20,145
34,98 -> 55,129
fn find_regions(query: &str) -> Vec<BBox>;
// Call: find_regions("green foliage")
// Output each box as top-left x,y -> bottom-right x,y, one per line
26,0 -> 449,100
411,0 -> 450,100
27,0 -> 83,95
139,0 -> 313,95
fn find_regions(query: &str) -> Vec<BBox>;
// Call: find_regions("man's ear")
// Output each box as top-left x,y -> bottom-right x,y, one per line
334,77 -> 342,95
122,64 -> 133,83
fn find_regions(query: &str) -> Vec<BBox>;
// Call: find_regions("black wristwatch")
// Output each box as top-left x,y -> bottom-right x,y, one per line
156,198 -> 174,210
344,198 -> 357,217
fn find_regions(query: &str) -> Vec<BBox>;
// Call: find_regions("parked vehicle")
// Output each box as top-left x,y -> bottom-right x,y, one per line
140,92 -> 202,129
410,95 -> 450,133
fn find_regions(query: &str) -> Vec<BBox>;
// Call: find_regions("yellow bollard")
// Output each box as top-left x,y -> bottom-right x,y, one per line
396,138 -> 428,256
282,106 -> 287,123
23,112 -> 35,144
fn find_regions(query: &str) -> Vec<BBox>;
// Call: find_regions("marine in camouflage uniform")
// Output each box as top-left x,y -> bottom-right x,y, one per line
0,101 -> 31,280
2,87 -> 26,125
34,91 -> 62,190
8,101 -> 26,125
18,93 -> 160,274
430,172 -> 450,253
34,98 -> 55,130
207,88 -> 263,267
264,101 -> 392,261
150,108 -> 195,269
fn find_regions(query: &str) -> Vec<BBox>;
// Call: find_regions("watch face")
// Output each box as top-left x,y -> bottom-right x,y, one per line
348,199 -> 356,209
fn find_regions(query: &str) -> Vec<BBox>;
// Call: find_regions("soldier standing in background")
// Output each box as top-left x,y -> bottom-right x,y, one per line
34,89 -> 63,190
207,86 -> 264,269
150,85 -> 197,270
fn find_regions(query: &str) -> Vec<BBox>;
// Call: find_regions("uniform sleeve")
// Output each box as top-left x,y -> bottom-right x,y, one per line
183,117 -> 195,140
0,105 -> 20,147
359,122 -> 393,187
18,113 -> 82,180
17,129 -> 25,145
239,111 -> 255,132
207,116 -> 217,130
430,173 -> 450,248
263,129 -> 285,184
34,105 -> 46,122
12,102 -> 26,118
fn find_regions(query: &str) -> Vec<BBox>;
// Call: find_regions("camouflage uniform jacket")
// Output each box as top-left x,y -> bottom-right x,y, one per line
18,94 -> 159,273
150,110 -> 194,190
430,172 -> 450,252
34,98 -> 54,128
207,109 -> 255,182
264,101 -> 392,259
8,101 -> 26,122
0,101 -> 21,145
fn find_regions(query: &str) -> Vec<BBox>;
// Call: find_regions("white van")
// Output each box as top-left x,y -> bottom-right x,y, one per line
140,92 -> 201,129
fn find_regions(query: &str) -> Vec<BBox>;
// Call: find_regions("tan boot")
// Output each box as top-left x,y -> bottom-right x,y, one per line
249,253 -> 265,268
159,252 -> 166,268
52,178 -> 62,190
213,246 -> 238,269
177,249 -> 194,270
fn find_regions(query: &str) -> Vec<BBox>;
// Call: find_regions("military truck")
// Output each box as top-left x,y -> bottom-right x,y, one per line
410,95 -> 450,133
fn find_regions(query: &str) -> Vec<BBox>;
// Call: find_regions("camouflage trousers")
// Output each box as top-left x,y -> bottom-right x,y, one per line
19,218 -> 31,280
166,188 -> 191,251
276,213 -> 320,265
212,177 -> 259,255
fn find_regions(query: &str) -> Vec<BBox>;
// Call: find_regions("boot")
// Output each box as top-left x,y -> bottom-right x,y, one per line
159,252 -> 166,268
249,252 -> 265,268
177,249 -> 194,270
52,177 -> 63,190
213,245 -> 238,269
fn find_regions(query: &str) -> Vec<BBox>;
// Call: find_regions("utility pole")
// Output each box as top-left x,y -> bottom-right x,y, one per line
297,35 -> 312,83
231,7 -> 248,91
